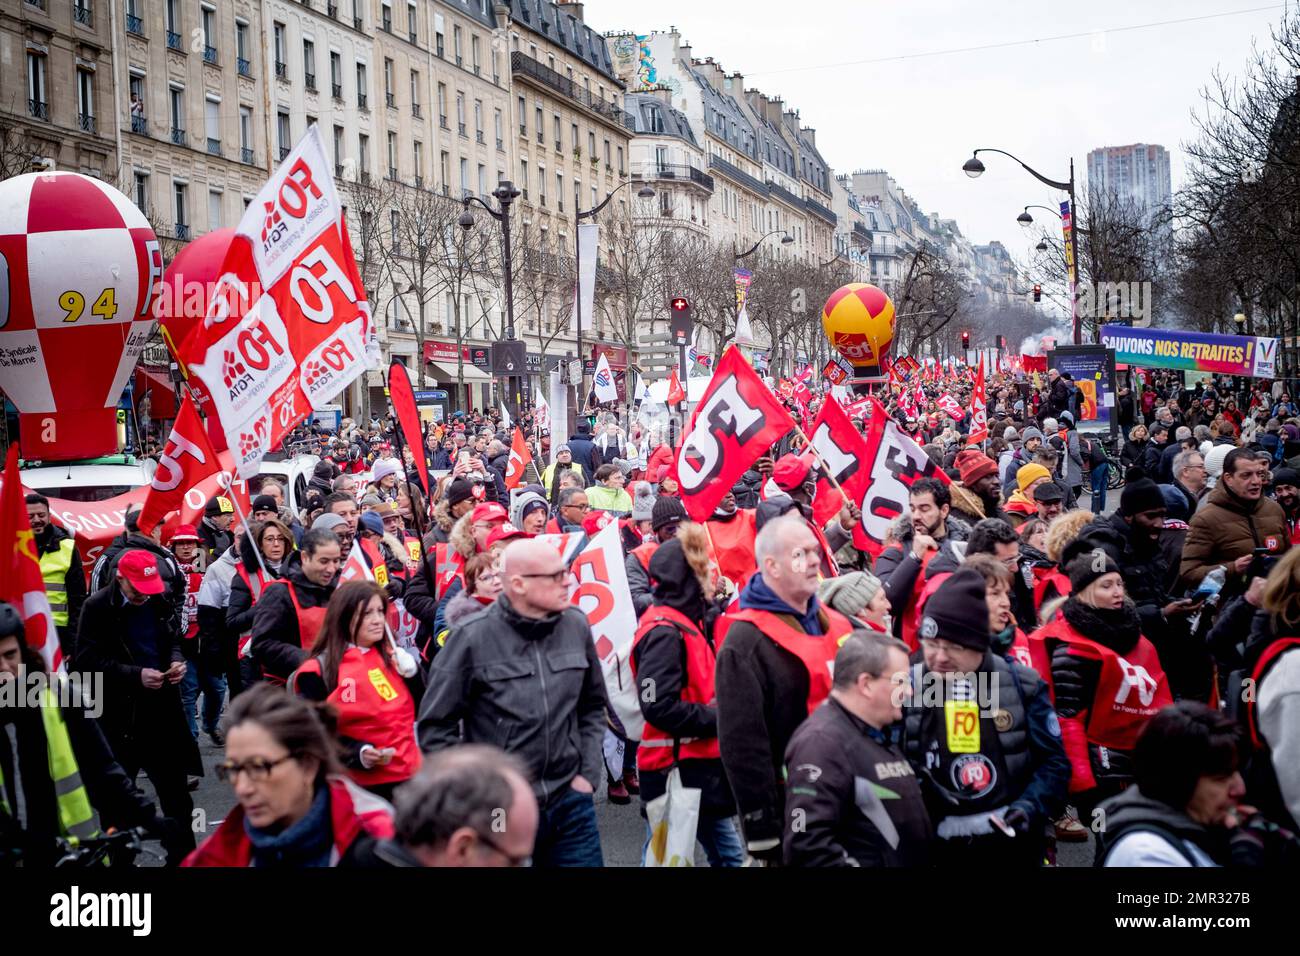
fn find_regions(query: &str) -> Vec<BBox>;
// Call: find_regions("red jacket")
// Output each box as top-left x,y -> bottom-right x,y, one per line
182,776 -> 394,867
646,444 -> 674,483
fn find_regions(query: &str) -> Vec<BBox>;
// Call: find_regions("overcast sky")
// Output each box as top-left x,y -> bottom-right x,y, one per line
594,0 -> 1288,273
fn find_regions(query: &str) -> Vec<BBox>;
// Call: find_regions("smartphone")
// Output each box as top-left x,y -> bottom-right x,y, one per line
989,814 -> 1017,838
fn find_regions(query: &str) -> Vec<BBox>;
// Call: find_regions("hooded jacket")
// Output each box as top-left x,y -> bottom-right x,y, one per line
509,490 -> 549,532
874,514 -> 972,641
631,538 -> 734,817
1096,787 -> 1224,866
90,530 -> 186,639
416,595 -> 608,804
35,523 -> 86,653
226,534 -> 288,639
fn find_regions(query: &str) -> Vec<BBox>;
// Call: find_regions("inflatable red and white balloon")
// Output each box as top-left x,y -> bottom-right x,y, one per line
0,171 -> 163,460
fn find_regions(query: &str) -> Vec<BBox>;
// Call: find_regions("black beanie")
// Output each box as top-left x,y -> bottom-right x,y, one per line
1066,551 -> 1120,594
1120,477 -> 1165,517
1272,467 -> 1300,489
651,495 -> 687,532
446,477 -> 477,507
919,568 -> 990,652
252,494 -> 278,513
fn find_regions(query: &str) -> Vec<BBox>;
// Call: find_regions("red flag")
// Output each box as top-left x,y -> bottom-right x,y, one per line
967,355 -> 989,444
388,360 -> 431,497
505,427 -> 532,489
936,394 -> 965,421
676,346 -> 795,522
808,397 -> 874,528
1,446 -> 60,671
851,398 -> 951,556
666,368 -> 686,406
137,396 -> 222,537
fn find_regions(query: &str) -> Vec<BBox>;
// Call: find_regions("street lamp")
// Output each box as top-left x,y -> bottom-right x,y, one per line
1035,238 -> 1049,253
573,179 -> 655,408
1017,204 -> 1062,226
963,148 -> 1081,344
735,230 -> 794,261
459,180 -> 521,410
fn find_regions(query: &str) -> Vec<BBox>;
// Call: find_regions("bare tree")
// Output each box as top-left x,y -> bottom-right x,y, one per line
894,243 -> 969,354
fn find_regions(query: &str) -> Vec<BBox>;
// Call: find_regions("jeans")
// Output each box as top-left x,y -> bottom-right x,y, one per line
641,815 -> 746,867
1090,462 -> 1110,514
180,660 -> 227,737
534,786 -> 604,868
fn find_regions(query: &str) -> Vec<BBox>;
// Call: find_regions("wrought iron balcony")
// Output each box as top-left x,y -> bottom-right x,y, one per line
327,3 -> 337,17
357,92 -> 367,110
353,15 -> 362,30
411,104 -> 421,118
707,155 -> 768,196
207,137 -> 221,156
510,53 -> 635,130
242,147 -> 255,164
170,126 -> 186,145
804,195 -> 837,225
279,146 -> 290,161
332,82 -> 343,99
73,4 -> 92,26
29,99 -> 49,121
78,113 -> 96,133
275,61 -> 287,80
633,163 -> 714,192
126,13 -> 143,34
203,46 -> 218,65
238,57 -> 251,77
175,222 -> 190,240
167,31 -> 183,51
386,92 -> 395,108
130,114 -> 147,134
305,73 -> 316,91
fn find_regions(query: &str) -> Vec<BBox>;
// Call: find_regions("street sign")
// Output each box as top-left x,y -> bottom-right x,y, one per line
639,331 -> 675,346
492,340 -> 526,374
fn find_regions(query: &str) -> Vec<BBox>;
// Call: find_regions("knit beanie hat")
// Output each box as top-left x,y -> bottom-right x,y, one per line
631,482 -> 657,522
817,571 -> 883,618
651,494 -> 687,532
445,477 -> 477,507
956,449 -> 998,486
1016,463 -> 1051,494
1120,470 -> 1165,516
1065,550 -> 1120,594
1272,467 -> 1300,489
918,568 -> 990,652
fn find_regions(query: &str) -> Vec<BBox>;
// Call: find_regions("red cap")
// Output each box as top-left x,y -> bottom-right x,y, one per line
117,549 -> 166,595
169,524 -> 201,544
470,502 -> 509,525
486,521 -> 529,550
582,511 -> 616,536
772,452 -> 814,491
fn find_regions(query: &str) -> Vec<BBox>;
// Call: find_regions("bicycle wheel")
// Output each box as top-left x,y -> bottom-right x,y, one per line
1108,462 -> 1126,490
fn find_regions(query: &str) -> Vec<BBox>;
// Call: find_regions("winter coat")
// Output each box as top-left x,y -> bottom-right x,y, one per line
1097,788 -> 1224,867
1180,482 -> 1289,592
90,531 -> 187,639
226,536 -> 286,639
1120,437 -> 1148,469
249,562 -> 337,680
874,514 -> 973,642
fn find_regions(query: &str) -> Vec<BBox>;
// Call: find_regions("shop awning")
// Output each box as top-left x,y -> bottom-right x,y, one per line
134,366 -> 178,419
427,359 -> 493,384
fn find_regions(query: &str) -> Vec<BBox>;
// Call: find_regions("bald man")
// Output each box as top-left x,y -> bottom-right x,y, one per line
417,537 -> 608,867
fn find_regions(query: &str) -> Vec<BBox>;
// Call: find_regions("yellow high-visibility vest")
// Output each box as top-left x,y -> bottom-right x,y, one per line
38,538 -> 77,629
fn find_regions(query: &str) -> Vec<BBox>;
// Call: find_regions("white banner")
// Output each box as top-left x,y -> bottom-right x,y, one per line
548,365 -> 568,465
593,353 -> 618,404
576,222 -> 599,334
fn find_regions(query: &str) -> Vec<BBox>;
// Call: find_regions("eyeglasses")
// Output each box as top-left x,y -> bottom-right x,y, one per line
518,569 -> 571,583
215,753 -> 297,783
562,503 -> 590,512
262,535 -> 287,544
476,832 -> 532,867
920,638 -> 974,656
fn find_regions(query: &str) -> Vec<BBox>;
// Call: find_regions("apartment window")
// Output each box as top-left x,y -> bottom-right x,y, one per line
128,73 -> 146,131
332,124 -> 344,169
174,182 -> 188,233
573,178 -> 580,214
407,2 -> 417,41
358,133 -> 369,174
519,160 -> 528,199
453,25 -> 462,65
390,210 -> 399,245
655,146 -> 668,172
517,96 -> 526,135
410,70 -> 420,112
386,132 -> 398,178
459,158 -> 469,197
203,96 -> 219,154
617,146 -> 624,175
355,63 -> 367,107
329,51 -> 343,98
571,123 -> 578,152
478,164 -> 487,196
169,86 -> 184,140
474,101 -> 482,141
303,39 -> 316,88
556,172 -> 563,211
494,109 -> 502,147
201,6 -> 217,61
384,58 -> 394,102
277,111 -> 291,159
26,52 -> 48,120
209,190 -> 223,230
434,13 -> 445,57
471,36 -> 481,74
588,131 -> 595,157
659,191 -> 672,217
603,139 -> 610,166
235,19 -> 249,73
133,172 -> 148,214
534,106 -> 543,144
437,84 -> 447,126
413,141 -> 423,183
273,23 -> 286,79
456,93 -> 465,135
552,115 -> 561,150
440,151 -> 450,191
165,0 -> 178,33
538,164 -> 546,206
76,69 -> 95,132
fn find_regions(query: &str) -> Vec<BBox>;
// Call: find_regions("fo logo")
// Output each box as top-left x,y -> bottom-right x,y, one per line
221,350 -> 247,389
261,158 -> 324,254
224,322 -> 287,400
303,337 -> 356,392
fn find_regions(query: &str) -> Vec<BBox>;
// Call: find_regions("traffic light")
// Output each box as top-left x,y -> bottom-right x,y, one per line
1033,283 -> 1042,303
961,331 -> 970,350
669,296 -> 692,346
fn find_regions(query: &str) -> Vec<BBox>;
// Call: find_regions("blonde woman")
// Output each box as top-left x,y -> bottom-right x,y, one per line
1120,424 -> 1149,470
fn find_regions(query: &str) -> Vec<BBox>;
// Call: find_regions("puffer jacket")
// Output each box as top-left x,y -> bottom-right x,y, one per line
1180,482 -> 1289,591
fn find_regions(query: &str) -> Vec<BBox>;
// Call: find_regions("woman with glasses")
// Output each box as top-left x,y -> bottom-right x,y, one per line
439,553 -> 503,640
184,683 -> 395,867
227,520 -> 294,691
289,581 -> 423,801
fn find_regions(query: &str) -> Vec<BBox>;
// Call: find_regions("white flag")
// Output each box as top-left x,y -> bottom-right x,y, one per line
593,353 -> 618,404
734,306 -> 754,347
500,401 -> 511,429
535,387 -> 550,431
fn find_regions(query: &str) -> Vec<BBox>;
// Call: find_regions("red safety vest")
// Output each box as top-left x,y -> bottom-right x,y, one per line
718,606 -> 855,715
258,579 -> 330,683
1032,567 -> 1071,615
630,541 -> 658,574
630,606 -> 720,771
433,543 -> 464,598
235,565 -> 275,659
900,548 -> 941,651
706,510 -> 758,592
1009,628 -> 1034,671
1245,638 -> 1300,748
1029,617 -> 1172,751
293,647 -> 422,787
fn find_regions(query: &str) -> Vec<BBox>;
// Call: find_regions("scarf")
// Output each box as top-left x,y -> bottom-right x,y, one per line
1061,597 -> 1142,654
244,784 -> 333,868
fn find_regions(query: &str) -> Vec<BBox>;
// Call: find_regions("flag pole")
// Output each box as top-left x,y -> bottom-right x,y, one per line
790,420 -> 853,509
383,376 -> 441,602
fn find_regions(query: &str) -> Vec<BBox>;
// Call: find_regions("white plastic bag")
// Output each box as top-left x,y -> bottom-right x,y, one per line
644,767 -> 701,867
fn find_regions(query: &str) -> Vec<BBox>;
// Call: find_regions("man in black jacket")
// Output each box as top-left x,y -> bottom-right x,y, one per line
784,631 -> 932,866
90,506 -> 187,639
0,607 -> 164,867
631,536 -> 741,866
26,494 -> 86,660
1044,368 -> 1071,421
197,496 -> 235,563
417,538 -> 607,867
566,423 -> 601,485
249,528 -> 341,681
74,551 -> 199,863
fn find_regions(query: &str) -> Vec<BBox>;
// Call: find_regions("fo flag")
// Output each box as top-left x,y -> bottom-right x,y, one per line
1,447 -> 59,671
505,427 -> 532,489
936,394 -> 965,421
675,346 -> 794,522
183,126 -> 371,478
853,398 -> 951,556
808,397 -> 874,528
388,360 -> 430,497
137,396 -> 222,537
967,355 -> 989,443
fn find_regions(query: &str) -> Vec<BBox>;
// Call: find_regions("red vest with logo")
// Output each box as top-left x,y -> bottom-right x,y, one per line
1008,628 -> 1034,671
1032,567 -> 1071,614
178,562 -> 203,641
235,565 -> 275,659
900,548 -> 941,651
293,647 -> 422,787
1029,617 -> 1172,750
433,543 -> 465,598
631,541 -> 658,574
630,605 -> 720,771
261,579 -> 329,679
718,606 -> 855,715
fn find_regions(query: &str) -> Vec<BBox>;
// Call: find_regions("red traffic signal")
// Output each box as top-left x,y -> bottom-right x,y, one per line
670,297 -> 690,312
1033,283 -> 1042,303
961,331 -> 970,349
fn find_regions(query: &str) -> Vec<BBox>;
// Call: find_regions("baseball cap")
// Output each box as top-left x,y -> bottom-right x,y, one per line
204,496 -> 234,517
486,522 -> 530,550
471,502 -> 509,525
117,549 -> 165,595
772,453 -> 814,491
169,524 -> 201,544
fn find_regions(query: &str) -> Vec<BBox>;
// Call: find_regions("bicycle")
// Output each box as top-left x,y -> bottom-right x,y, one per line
53,826 -> 161,868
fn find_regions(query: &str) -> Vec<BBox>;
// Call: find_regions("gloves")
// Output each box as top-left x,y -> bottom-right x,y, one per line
1001,806 -> 1032,838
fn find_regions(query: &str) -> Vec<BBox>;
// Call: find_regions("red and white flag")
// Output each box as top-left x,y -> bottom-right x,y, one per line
1,446 -> 59,671
504,427 -> 532,490
666,368 -> 686,406
936,394 -> 965,421
137,396 -> 222,537
967,355 -> 989,443
675,347 -> 795,522
338,540 -> 420,646
339,539 -> 372,584
808,397 -> 875,528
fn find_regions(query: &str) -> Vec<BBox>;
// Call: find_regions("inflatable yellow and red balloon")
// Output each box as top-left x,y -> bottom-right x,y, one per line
822,282 -> 896,380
